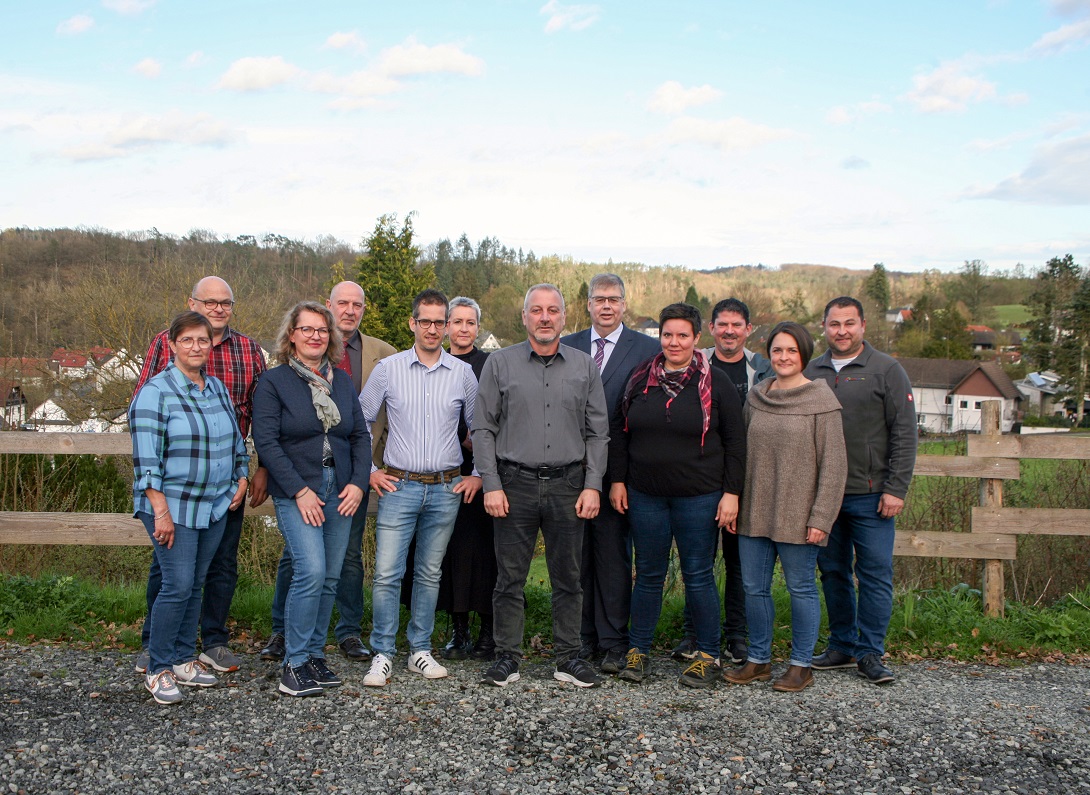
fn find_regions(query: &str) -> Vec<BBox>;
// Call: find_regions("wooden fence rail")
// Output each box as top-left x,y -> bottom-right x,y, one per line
2,406 -> 1089,617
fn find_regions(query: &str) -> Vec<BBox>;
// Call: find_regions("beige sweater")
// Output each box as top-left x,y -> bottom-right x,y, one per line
739,378 -> 847,545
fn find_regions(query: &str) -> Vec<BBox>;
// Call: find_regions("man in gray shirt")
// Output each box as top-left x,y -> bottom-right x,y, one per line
472,283 -> 609,688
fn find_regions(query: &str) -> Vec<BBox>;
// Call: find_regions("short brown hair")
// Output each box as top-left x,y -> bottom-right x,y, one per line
766,321 -> 815,369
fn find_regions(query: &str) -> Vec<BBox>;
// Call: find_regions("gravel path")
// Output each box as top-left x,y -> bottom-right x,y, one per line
2,642 -> 1088,794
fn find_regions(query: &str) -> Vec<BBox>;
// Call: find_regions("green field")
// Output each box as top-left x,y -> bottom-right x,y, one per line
993,304 -> 1031,326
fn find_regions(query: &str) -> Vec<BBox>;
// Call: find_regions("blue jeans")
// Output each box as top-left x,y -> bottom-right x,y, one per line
142,502 -> 244,650
369,477 -> 462,657
738,535 -> 821,667
627,488 -> 721,657
270,489 -> 371,641
274,467 -> 353,668
818,492 -> 896,658
139,511 -> 226,675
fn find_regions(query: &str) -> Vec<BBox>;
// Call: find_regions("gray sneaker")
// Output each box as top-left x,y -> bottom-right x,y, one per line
134,649 -> 150,674
199,645 -> 241,672
145,670 -> 185,705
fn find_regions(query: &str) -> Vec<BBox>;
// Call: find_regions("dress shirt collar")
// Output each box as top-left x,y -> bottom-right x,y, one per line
591,326 -> 624,346
409,344 -> 454,372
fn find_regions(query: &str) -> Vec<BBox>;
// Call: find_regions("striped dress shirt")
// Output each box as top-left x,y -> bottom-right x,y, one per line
130,363 -> 248,528
359,346 -> 478,475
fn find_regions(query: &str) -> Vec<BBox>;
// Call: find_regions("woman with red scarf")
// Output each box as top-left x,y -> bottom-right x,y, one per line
608,303 -> 746,688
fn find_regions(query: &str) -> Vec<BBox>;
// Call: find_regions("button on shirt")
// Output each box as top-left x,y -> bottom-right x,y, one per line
471,341 -> 609,494
130,363 -> 248,529
359,346 -> 478,474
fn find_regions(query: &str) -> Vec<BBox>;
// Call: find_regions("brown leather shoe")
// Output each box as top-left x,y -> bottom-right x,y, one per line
772,664 -> 814,692
723,661 -> 771,685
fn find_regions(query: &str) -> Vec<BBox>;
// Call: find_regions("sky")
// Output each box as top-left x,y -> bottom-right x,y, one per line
2,1 -> 1089,274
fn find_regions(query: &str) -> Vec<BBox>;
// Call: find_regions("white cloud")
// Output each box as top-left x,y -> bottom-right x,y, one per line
132,58 -> 161,78
1030,18 -> 1090,56
1048,0 -> 1090,15
906,62 -> 998,113
57,15 -> 94,36
842,156 -> 870,170
647,81 -> 722,115
216,56 -> 301,91
60,111 -> 237,161
308,70 -> 401,108
185,51 -> 207,69
540,0 -> 600,33
325,31 -> 365,52
102,0 -> 156,14
662,116 -> 798,152
376,38 -> 484,78
971,134 -> 1090,205
825,100 -> 891,125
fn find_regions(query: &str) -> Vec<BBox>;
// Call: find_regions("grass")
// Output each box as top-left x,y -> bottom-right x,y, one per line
3,569 -> 1088,663
992,304 -> 1032,327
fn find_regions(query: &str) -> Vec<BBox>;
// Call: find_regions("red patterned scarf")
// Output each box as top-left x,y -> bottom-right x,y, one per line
622,350 -> 713,448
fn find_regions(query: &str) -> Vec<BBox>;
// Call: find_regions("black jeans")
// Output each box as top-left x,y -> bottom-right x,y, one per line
492,461 -> 585,663
579,491 -> 631,652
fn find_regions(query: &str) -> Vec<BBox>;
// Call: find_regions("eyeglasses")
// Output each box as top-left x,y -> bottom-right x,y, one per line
175,336 -> 212,349
294,326 -> 331,338
194,298 -> 236,310
414,319 -> 447,330
590,296 -> 624,306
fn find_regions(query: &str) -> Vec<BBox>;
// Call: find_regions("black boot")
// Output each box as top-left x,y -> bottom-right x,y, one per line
443,612 -> 473,660
470,613 -> 496,660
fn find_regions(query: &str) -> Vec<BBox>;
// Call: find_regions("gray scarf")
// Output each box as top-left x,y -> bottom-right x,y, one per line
288,356 -> 341,432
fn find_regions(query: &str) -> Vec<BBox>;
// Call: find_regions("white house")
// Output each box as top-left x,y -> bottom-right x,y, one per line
898,357 -> 1022,433
478,332 -> 502,352
25,397 -> 127,434
1016,371 -> 1064,418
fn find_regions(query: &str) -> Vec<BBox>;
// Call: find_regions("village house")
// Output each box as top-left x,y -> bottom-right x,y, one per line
897,357 -> 1022,433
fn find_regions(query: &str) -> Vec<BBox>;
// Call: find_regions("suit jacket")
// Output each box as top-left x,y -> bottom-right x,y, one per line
561,325 -> 660,426
353,331 -> 397,466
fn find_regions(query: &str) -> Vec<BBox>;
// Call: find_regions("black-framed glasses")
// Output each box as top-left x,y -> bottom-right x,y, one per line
294,326 -> 331,338
414,319 -> 447,330
195,298 -> 236,310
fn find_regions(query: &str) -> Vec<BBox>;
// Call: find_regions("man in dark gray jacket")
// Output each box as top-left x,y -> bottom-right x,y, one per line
804,296 -> 917,685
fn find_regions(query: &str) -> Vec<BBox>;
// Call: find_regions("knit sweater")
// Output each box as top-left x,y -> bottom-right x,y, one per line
739,378 -> 847,545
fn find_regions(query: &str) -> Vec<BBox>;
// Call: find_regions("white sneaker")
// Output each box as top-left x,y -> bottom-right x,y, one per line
408,650 -> 449,680
172,660 -> 218,687
363,653 -> 393,687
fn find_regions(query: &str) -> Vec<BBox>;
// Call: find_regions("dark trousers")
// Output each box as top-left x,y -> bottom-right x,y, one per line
142,502 -> 244,650
681,527 -> 747,642
579,494 -> 631,652
492,462 -> 585,663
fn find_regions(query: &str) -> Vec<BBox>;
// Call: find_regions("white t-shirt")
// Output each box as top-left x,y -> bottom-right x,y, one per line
831,356 -> 856,372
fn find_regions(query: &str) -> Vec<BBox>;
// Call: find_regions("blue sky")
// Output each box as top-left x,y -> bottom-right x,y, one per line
2,1 -> 1089,273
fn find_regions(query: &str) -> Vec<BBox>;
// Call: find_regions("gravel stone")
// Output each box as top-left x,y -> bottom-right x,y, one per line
1,643 -> 1089,793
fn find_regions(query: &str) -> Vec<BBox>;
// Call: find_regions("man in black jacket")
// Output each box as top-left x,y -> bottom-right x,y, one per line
561,273 -> 660,674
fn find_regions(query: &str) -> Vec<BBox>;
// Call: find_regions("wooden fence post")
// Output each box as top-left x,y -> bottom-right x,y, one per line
980,401 -> 1005,617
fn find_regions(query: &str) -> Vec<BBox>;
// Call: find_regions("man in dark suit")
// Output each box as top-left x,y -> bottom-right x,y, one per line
561,273 -> 660,674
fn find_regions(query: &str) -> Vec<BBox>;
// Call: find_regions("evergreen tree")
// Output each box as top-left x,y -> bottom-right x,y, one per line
356,213 -> 434,351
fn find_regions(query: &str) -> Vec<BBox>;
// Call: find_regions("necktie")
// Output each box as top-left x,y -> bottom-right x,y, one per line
336,350 -> 352,379
594,337 -> 606,371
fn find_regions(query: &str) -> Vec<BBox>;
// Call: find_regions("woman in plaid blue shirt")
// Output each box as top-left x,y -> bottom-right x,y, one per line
130,311 -> 249,705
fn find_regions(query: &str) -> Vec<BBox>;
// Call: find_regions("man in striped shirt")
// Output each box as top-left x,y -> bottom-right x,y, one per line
358,289 -> 481,687
133,276 -> 267,674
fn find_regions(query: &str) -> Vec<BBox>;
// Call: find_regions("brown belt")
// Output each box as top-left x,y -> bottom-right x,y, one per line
383,466 -> 461,485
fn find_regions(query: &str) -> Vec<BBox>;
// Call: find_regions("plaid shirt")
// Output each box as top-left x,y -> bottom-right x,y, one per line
135,326 -> 266,436
130,363 -> 248,529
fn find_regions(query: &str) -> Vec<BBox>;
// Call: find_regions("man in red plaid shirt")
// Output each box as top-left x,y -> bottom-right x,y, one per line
133,276 -> 267,675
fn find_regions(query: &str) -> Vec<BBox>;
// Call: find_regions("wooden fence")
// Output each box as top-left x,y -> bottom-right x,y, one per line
1,401 -> 1088,616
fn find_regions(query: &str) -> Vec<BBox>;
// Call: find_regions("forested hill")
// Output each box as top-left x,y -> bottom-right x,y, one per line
0,225 -> 1039,362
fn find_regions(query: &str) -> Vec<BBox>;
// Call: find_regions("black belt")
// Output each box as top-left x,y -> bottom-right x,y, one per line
384,466 -> 461,485
499,460 -> 583,480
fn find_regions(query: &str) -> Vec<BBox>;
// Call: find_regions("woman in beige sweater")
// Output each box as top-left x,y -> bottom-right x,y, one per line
725,322 -> 847,693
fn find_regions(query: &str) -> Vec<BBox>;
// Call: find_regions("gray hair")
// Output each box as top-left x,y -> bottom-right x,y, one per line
523,283 -> 565,313
589,273 -> 625,299
448,296 -> 481,323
